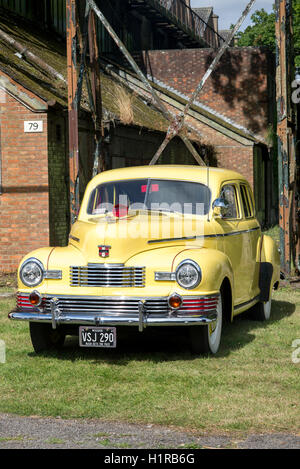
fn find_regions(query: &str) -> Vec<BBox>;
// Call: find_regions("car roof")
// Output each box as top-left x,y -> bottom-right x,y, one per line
88,165 -> 247,189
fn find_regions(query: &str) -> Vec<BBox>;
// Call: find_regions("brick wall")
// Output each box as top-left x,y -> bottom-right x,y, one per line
143,47 -> 274,137
142,46 -> 276,195
0,84 -> 49,272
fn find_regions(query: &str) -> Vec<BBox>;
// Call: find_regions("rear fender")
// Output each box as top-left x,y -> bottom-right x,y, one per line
259,235 -> 280,301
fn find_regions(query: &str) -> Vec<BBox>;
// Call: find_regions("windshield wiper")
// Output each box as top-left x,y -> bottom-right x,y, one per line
144,208 -> 184,215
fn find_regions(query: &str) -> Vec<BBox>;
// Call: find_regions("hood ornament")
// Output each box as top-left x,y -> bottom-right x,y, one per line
98,245 -> 111,258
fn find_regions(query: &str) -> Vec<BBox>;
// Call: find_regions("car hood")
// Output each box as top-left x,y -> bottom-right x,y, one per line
70,212 -> 213,264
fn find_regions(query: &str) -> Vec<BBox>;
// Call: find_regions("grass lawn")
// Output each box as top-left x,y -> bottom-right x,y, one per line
0,287 -> 299,435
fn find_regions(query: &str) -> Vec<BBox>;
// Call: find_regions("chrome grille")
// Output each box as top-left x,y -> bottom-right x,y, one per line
70,264 -> 146,288
44,296 -> 168,317
43,295 -> 219,317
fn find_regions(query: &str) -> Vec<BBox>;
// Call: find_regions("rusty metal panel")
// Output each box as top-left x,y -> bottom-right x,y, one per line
66,0 -> 79,225
275,0 -> 295,275
88,9 -> 104,176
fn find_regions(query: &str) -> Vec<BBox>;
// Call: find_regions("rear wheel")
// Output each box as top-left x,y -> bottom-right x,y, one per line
29,323 -> 65,353
251,292 -> 272,321
189,292 -> 223,355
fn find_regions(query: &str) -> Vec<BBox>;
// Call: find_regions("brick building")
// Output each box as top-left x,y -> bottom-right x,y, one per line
0,1 -> 278,272
0,84 -> 49,272
142,47 -> 277,224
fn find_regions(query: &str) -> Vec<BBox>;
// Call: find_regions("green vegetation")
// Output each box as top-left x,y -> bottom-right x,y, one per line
237,7 -> 276,52
263,225 -> 280,246
0,288 -> 299,434
45,438 -> 65,445
293,0 -> 300,67
236,4 -> 300,67
0,436 -> 24,443
0,273 -> 16,294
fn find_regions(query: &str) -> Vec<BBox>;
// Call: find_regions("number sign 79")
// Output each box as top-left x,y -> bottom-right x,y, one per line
24,121 -> 43,133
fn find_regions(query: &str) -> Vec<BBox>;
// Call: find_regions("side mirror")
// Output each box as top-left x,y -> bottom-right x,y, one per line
212,198 -> 229,218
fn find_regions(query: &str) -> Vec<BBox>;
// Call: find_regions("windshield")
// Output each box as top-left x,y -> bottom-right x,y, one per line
87,179 -> 211,216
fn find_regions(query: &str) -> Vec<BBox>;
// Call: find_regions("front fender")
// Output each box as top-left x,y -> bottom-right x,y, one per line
17,247 -> 56,289
17,245 -> 86,290
131,246 -> 234,296
172,248 -> 234,294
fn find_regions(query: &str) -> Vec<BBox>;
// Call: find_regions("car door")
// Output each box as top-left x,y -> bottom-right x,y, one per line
239,183 -> 261,300
216,182 -> 249,307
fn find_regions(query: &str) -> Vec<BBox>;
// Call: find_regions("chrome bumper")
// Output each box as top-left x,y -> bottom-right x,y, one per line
8,310 -> 217,329
9,293 -> 219,331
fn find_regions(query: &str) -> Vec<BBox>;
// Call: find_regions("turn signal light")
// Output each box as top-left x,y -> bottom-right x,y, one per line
29,291 -> 42,306
168,293 -> 183,310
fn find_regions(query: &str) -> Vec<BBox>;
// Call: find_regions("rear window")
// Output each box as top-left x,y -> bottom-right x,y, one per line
240,184 -> 254,218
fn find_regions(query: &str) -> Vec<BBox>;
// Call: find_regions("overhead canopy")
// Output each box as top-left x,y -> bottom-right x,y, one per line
0,6 -> 266,146
0,7 -> 169,132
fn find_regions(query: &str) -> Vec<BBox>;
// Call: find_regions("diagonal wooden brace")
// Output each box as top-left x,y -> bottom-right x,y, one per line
86,0 -> 205,166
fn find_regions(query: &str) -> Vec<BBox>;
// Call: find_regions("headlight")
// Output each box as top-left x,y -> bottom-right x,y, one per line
175,260 -> 201,290
20,258 -> 44,287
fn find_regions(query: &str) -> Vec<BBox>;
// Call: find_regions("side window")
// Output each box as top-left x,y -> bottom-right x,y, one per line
220,184 -> 239,219
246,185 -> 255,216
240,184 -> 253,218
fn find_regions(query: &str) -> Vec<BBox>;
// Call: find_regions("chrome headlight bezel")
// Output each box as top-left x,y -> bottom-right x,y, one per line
175,259 -> 202,290
19,258 -> 44,288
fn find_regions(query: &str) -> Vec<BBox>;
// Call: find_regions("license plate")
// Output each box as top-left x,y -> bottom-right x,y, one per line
79,326 -> 116,348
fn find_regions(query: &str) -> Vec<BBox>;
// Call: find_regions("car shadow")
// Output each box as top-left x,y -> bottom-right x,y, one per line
29,299 -> 296,364
217,299 -> 296,358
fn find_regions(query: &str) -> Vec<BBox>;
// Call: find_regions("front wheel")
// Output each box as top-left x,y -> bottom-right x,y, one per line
29,322 -> 65,353
189,292 -> 223,355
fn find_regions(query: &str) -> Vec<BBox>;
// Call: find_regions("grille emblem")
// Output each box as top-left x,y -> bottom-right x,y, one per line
98,245 -> 111,258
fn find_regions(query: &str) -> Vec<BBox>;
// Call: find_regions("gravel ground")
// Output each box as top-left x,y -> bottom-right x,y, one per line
0,413 -> 299,450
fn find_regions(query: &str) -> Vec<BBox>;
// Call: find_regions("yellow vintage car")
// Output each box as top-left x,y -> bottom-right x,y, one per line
9,166 -> 280,355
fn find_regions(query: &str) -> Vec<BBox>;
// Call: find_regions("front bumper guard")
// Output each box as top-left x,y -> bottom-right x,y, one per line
9,300 -> 217,332
8,311 -> 218,329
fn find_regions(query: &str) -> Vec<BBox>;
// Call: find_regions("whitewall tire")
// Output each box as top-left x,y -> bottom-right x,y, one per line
189,292 -> 223,355
252,290 -> 273,321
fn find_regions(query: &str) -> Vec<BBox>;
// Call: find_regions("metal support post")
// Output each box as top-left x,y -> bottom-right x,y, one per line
276,0 -> 294,275
88,9 -> 104,176
66,0 -> 80,225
